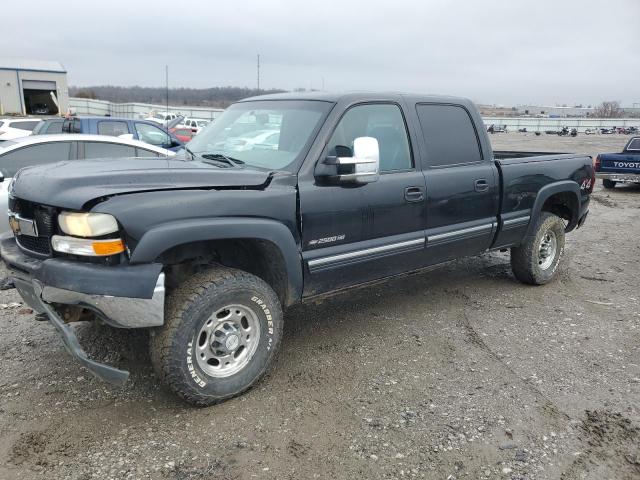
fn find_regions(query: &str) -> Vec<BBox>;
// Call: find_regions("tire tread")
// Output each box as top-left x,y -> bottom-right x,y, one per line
149,267 -> 282,406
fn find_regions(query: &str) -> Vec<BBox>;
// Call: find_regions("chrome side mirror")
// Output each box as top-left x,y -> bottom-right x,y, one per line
318,136 -> 380,184
0,171 -> 4,183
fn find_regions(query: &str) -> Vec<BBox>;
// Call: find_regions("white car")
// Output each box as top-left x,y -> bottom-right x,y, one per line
0,134 -> 175,234
224,129 -> 280,151
0,118 -> 42,141
144,112 -> 179,126
182,118 -> 210,134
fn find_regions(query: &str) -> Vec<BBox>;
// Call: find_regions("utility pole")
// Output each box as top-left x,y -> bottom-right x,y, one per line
165,65 -> 169,114
257,54 -> 261,93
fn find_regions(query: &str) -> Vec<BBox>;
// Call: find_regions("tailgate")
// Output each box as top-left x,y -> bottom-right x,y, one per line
598,154 -> 640,173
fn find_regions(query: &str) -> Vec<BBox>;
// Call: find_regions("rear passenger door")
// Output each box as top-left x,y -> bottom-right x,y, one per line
415,103 -> 498,262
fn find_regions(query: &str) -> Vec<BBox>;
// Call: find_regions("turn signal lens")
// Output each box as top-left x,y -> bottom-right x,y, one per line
52,235 -> 125,257
92,239 -> 125,256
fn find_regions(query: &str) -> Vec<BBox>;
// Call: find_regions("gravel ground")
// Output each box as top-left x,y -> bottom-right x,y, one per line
0,133 -> 638,480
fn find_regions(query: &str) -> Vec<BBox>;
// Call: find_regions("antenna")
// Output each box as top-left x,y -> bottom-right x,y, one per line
165,65 -> 169,158
257,54 -> 260,94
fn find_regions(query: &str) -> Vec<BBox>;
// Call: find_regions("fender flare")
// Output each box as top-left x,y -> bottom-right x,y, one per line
129,218 -> 303,305
528,181 -> 581,235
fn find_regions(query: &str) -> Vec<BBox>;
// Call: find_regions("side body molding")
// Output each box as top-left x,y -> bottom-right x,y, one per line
527,180 -> 581,234
129,218 -> 303,305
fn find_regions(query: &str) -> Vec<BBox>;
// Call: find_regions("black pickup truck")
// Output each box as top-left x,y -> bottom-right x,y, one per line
0,93 -> 594,406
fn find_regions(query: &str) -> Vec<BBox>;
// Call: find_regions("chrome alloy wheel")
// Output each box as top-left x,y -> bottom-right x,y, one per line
195,304 -> 261,378
538,230 -> 557,270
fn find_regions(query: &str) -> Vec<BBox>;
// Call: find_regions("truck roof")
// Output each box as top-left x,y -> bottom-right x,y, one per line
240,91 -> 475,107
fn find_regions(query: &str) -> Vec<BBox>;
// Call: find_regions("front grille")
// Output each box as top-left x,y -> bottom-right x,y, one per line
16,234 -> 51,255
10,197 -> 56,257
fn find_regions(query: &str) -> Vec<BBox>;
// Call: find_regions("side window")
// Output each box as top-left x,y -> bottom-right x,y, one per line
327,104 -> 412,172
0,142 -> 71,177
97,121 -> 130,137
46,121 -> 63,134
136,147 -> 160,157
134,122 -> 170,147
62,118 -> 78,133
12,121 -> 40,131
83,142 -> 136,159
416,104 -> 482,167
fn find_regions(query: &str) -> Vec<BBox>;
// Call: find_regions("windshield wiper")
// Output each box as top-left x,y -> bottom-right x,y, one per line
201,153 -> 245,166
184,146 -> 196,160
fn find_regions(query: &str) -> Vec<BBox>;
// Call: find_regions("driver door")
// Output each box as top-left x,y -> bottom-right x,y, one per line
300,103 -> 427,296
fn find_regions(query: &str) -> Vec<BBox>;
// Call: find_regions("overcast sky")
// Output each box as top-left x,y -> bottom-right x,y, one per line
7,0 -> 640,106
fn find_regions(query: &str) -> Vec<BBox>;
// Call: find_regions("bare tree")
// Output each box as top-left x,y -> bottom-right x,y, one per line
594,101 -> 623,118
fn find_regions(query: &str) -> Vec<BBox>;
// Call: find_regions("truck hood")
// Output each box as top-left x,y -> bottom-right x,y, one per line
11,158 -> 274,210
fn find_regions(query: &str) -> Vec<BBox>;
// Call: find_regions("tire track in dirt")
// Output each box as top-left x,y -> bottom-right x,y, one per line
447,286 -> 571,424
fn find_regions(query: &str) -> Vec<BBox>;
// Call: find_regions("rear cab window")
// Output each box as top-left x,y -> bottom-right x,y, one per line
626,138 -> 640,151
416,104 -> 483,167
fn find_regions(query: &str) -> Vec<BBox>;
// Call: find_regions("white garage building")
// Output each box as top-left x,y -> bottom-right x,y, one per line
0,58 -> 68,116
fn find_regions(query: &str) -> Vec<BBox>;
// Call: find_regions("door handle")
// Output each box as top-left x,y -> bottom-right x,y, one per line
404,186 -> 425,203
474,179 -> 489,192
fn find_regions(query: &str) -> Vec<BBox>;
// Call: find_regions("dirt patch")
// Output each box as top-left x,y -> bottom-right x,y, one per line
562,411 -> 640,480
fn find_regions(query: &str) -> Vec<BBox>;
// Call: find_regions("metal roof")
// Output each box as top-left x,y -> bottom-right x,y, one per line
0,58 -> 66,73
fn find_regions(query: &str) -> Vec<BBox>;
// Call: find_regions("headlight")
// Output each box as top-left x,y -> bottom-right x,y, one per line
58,212 -> 119,238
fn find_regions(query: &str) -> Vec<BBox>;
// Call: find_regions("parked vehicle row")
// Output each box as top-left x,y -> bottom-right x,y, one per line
1,92 -> 594,406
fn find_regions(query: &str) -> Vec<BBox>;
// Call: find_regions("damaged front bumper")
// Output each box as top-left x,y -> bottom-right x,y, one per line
0,234 -> 165,385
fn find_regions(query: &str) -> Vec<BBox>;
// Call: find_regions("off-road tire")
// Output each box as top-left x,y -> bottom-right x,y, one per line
150,267 -> 283,406
510,212 -> 565,285
602,179 -> 616,189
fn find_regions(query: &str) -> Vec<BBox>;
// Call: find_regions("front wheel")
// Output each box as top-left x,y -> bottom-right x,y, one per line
510,212 -> 565,285
150,267 -> 283,406
602,179 -> 616,189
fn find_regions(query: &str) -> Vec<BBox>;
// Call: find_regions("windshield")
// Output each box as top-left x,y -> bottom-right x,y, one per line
188,100 -> 332,171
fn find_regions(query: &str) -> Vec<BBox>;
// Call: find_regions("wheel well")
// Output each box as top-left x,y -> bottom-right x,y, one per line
541,192 -> 578,231
157,239 -> 289,305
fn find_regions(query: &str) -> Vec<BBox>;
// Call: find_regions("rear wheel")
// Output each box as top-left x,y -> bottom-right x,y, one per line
602,179 -> 616,189
150,267 -> 283,406
510,212 -> 565,285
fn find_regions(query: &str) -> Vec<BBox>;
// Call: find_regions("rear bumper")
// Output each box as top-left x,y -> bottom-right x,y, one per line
596,172 -> 640,183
